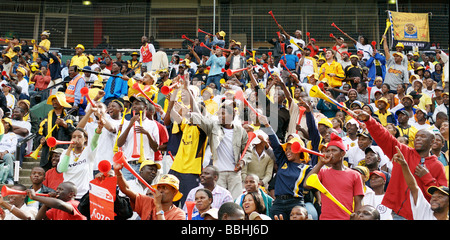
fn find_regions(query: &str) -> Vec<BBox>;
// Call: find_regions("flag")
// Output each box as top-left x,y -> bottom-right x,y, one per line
89,176 -> 117,220
388,11 -> 430,49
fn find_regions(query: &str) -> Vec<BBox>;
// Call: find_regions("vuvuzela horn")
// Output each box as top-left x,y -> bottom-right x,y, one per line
113,151 -> 156,193
289,38 -> 304,51
131,111 -> 140,159
113,107 -> 127,153
1,185 -> 49,197
30,124 -> 58,160
295,106 -> 306,134
185,201 -> 196,220
46,137 -> 73,148
234,132 -> 257,172
380,19 -> 392,45
306,174 -> 352,215
309,85 -> 362,125
138,110 -> 145,163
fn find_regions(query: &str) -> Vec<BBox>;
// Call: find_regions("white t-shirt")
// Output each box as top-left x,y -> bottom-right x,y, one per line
0,132 -> 18,154
362,187 -> 393,220
5,93 -> 15,111
17,79 -> 29,96
215,128 -> 235,171
3,204 -> 37,220
342,136 -> 358,151
59,145 -> 97,199
299,57 -> 316,81
355,42 -> 373,61
346,145 -> 392,171
412,122 -> 431,131
11,119 -> 31,135
88,116 -> 121,170
410,189 -> 437,220
289,37 -> 305,53
231,55 -> 242,70
373,194 -> 393,220
120,118 -> 160,162
422,88 -> 435,99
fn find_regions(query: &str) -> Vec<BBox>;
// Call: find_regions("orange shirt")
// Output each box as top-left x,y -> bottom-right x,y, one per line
133,194 -> 186,220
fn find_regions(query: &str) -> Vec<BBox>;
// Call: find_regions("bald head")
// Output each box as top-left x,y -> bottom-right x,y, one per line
414,129 -> 435,153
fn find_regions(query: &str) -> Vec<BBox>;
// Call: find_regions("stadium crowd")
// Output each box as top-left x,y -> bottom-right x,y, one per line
0,22 -> 448,220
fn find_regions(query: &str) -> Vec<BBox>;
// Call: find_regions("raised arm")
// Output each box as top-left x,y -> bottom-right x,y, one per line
382,35 -> 391,61
26,189 -> 74,217
392,146 -> 419,205
277,24 -> 291,40
113,162 -> 138,204
353,109 -> 406,159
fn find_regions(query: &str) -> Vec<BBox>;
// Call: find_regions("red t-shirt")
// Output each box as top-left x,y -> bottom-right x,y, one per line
154,120 -> 169,161
318,167 -> 364,220
46,200 -> 86,220
43,168 -> 64,191
34,75 -> 51,90
307,45 -> 320,57
140,43 -> 153,63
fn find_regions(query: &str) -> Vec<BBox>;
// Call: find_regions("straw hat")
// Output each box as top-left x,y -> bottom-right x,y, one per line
47,92 -> 72,108
375,97 -> 390,109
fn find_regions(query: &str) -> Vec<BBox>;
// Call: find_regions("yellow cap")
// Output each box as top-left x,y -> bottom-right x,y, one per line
317,55 -> 326,62
307,73 -> 319,81
395,42 -> 404,49
75,44 -> 85,51
2,117 -> 12,126
139,159 -> 161,172
16,67 -> 26,76
93,80 -> 103,88
281,137 -> 304,152
318,117 -> 333,129
41,30 -> 50,36
151,174 -> 183,202
392,52 -> 403,59
217,31 -> 226,37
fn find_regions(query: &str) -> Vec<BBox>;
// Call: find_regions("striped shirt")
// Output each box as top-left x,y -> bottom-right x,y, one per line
182,184 -> 233,218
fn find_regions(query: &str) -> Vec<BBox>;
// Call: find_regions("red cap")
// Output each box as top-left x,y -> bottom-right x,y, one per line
370,170 -> 386,181
327,133 -> 346,151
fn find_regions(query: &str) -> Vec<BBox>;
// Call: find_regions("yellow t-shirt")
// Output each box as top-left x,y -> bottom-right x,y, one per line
128,60 -> 141,74
170,121 -> 207,174
397,125 -> 418,148
417,94 -> 432,111
319,61 -> 345,88
204,99 -> 218,115
127,78 -> 158,102
33,39 -> 51,61
0,121 -> 4,136
70,54 -> 89,68
374,110 -> 393,127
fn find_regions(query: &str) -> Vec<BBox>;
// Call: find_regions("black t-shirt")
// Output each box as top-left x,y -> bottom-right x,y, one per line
345,64 -> 363,88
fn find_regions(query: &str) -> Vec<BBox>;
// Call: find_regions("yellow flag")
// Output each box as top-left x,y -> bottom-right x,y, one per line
389,11 -> 430,42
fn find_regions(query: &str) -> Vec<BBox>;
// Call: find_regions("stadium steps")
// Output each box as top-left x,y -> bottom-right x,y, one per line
18,154 -> 41,186
1,154 -> 41,193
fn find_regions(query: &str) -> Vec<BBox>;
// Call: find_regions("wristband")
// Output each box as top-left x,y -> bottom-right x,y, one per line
156,210 -> 164,216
